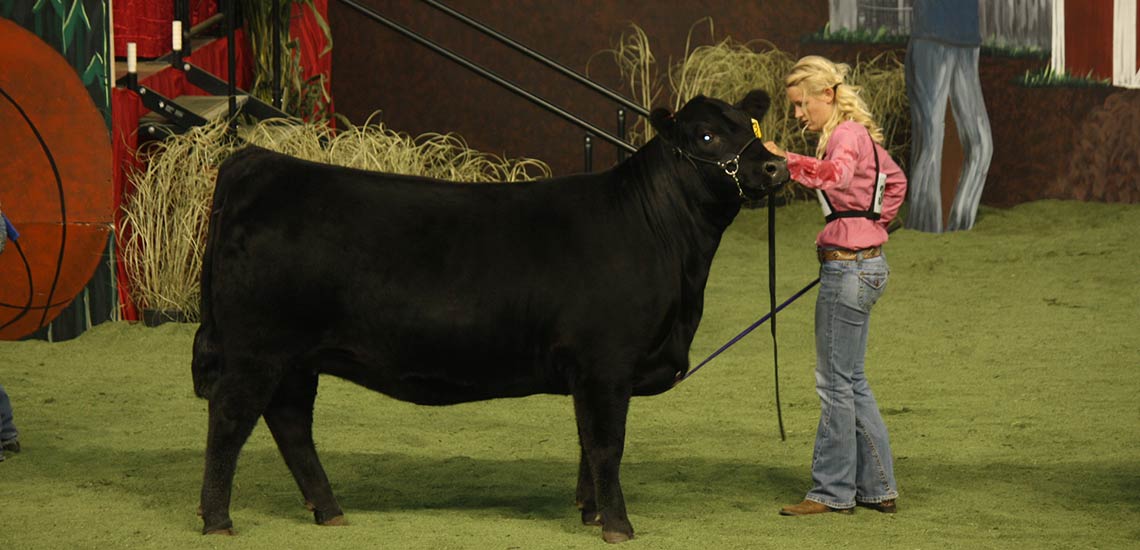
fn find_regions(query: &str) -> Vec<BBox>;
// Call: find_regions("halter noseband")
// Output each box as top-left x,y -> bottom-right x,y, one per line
670,118 -> 765,199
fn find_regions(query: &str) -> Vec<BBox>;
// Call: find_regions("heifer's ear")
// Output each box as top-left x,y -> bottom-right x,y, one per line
649,107 -> 675,137
737,89 -> 772,120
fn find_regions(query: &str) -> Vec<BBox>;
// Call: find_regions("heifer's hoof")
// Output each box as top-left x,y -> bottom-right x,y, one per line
581,510 -> 602,526
602,530 -> 633,544
314,507 -> 347,526
202,517 -> 234,535
320,515 -> 348,526
576,500 -> 601,526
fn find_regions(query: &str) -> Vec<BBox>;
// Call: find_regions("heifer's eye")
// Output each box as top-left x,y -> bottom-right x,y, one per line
700,133 -> 713,143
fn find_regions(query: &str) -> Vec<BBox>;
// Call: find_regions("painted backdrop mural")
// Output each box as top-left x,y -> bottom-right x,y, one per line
0,0 -> 115,341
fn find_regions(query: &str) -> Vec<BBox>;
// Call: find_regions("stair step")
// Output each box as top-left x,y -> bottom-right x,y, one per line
171,94 -> 250,121
139,94 -> 250,138
113,37 -> 223,80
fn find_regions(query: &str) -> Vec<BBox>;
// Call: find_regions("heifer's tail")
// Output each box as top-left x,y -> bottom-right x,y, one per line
192,324 -> 221,399
192,146 -> 266,399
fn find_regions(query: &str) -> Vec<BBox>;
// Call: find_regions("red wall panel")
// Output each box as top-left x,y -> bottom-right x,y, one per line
1064,0 -> 1114,80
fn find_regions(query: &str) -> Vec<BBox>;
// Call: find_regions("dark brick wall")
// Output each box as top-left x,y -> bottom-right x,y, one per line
329,0 -> 827,175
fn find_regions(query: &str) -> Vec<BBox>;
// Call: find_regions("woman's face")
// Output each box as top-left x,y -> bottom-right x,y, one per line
787,85 -> 834,132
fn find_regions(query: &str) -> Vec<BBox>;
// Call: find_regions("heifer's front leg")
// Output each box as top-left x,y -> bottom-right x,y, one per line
572,382 -> 634,543
199,365 -> 278,535
263,370 -> 344,526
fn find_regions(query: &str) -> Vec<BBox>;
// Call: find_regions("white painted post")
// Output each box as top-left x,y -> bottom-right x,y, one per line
1051,0 -> 1066,75
1113,0 -> 1139,87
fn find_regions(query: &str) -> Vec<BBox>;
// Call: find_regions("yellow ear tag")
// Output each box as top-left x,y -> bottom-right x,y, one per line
751,118 -> 763,139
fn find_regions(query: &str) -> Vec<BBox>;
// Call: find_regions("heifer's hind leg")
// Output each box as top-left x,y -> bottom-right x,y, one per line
199,362 -> 279,535
572,382 -> 634,543
576,443 -> 601,525
263,369 -> 345,526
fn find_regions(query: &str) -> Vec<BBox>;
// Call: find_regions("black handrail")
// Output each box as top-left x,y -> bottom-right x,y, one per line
338,0 -> 637,153
419,0 -> 650,119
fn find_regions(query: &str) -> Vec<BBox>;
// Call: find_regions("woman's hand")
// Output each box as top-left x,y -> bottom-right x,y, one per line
763,141 -> 786,158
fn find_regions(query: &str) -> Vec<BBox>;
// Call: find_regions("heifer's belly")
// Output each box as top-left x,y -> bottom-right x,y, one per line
631,363 -> 686,396
315,351 -> 570,406
630,330 -> 692,397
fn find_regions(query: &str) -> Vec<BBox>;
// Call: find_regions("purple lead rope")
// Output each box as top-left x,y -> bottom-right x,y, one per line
678,276 -> 819,384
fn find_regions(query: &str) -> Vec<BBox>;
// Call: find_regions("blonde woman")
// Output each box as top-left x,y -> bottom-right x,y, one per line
763,55 -> 907,516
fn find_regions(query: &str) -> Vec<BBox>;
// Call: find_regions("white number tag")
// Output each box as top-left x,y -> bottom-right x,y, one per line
816,189 -> 832,218
872,171 -> 887,216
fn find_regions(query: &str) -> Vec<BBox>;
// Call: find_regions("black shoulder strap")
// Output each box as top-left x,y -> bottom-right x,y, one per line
817,127 -> 883,222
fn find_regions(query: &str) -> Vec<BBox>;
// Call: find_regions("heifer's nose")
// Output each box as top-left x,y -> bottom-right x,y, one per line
763,160 -> 790,185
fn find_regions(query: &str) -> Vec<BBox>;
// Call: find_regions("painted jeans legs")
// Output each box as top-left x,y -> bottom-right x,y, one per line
0,384 -> 17,442
805,256 -> 898,509
905,38 -> 993,233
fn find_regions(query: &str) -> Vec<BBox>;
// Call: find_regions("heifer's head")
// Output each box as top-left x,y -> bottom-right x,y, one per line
650,90 -> 790,202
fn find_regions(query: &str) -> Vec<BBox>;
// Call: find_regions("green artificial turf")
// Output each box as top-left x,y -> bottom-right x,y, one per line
1,200 -> 1137,549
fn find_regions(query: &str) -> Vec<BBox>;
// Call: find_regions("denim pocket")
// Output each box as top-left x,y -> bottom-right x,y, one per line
856,268 -> 888,312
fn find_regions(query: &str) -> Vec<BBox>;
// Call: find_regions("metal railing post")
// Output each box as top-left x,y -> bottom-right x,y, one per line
173,0 -> 185,65
617,108 -> 627,163
174,0 -> 191,56
584,135 -> 593,172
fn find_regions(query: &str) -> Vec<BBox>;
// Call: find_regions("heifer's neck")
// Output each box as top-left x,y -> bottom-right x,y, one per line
617,140 -> 741,259
613,141 -> 742,332
597,140 -> 743,381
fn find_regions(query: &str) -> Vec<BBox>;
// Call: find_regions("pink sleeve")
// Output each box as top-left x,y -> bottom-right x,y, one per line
784,127 -> 861,191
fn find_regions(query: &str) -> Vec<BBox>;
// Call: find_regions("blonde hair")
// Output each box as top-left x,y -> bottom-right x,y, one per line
785,55 -> 884,158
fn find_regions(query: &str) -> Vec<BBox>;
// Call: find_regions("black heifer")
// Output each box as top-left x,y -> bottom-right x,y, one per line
192,89 -> 789,542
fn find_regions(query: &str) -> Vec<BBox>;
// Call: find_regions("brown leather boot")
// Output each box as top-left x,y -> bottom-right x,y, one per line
779,500 -> 854,516
856,499 -> 897,514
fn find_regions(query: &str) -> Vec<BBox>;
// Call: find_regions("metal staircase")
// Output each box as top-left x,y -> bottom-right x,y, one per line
115,0 -> 291,139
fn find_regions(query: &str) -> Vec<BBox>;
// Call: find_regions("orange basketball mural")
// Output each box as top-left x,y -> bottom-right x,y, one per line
0,19 -> 114,339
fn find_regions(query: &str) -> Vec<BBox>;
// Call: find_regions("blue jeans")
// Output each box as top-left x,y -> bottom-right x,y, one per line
0,384 -> 17,442
805,255 -> 898,508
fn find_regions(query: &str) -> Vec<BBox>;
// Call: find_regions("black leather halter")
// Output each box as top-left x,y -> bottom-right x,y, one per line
664,117 -> 765,199
671,137 -> 759,199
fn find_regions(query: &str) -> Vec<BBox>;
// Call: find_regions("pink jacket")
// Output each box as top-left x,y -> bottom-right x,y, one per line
785,121 -> 908,250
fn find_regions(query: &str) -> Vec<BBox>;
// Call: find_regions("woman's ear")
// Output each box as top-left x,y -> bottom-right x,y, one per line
649,107 -> 675,137
822,86 -> 836,105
